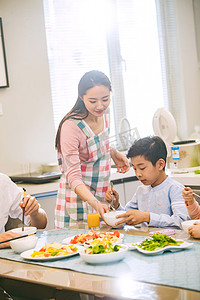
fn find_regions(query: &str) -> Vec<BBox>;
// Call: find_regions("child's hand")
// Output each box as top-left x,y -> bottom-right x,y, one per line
105,186 -> 119,209
19,195 -> 39,217
115,210 -> 150,226
182,187 -> 195,206
188,222 -> 200,239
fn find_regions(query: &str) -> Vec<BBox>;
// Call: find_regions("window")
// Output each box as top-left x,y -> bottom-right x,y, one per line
43,0 -> 165,144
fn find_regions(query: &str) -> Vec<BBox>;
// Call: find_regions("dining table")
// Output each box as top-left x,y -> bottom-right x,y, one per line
0,223 -> 200,300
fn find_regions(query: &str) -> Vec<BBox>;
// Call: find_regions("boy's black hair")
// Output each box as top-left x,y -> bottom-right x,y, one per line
127,136 -> 167,169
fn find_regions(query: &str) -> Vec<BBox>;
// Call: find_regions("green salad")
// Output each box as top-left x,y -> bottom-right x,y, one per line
194,170 -> 200,174
85,243 -> 121,254
133,233 -> 183,251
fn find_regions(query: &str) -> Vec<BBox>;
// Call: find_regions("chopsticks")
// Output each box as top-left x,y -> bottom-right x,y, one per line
0,233 -> 36,244
22,188 -> 26,231
177,185 -> 200,199
193,192 -> 200,199
110,182 -> 116,211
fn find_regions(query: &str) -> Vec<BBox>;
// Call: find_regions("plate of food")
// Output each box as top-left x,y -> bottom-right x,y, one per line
21,242 -> 80,261
126,233 -> 193,255
79,242 -> 128,264
62,230 -> 123,245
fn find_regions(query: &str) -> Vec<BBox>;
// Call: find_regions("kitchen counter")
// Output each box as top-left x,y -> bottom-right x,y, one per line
16,180 -> 60,195
111,168 -> 200,187
169,172 -> 200,188
16,169 -> 200,196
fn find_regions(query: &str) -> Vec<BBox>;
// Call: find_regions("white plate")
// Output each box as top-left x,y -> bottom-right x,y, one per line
62,233 -> 124,245
79,244 -> 128,264
126,241 -> 193,255
21,246 -> 81,261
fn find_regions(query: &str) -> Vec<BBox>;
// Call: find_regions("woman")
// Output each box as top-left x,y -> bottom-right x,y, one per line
55,70 -> 130,228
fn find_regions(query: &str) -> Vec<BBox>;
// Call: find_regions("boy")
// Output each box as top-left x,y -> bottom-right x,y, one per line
105,136 -> 190,228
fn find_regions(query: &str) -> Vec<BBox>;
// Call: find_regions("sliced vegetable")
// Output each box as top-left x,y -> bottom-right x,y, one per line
31,243 -> 78,258
85,242 -> 121,254
133,233 -> 184,251
69,230 -> 121,244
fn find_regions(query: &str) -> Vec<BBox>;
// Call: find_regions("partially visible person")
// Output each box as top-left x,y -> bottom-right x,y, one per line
182,187 -> 200,238
0,230 -> 19,249
55,70 -> 130,228
0,173 -> 47,245
105,136 -> 190,229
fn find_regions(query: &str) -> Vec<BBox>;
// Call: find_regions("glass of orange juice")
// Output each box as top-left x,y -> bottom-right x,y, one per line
86,201 -> 100,230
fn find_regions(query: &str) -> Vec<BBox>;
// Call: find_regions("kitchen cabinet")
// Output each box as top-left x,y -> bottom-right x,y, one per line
33,191 -> 57,230
113,179 -> 142,206
124,180 -> 142,203
112,183 -> 126,207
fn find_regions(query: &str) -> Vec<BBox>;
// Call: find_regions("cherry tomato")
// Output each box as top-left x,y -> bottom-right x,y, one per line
114,230 -> 120,238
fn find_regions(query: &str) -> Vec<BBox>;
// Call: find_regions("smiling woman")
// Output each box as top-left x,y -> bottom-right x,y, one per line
54,70 -> 130,229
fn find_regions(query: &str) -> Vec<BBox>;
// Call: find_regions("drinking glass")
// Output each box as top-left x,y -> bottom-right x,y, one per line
86,201 -> 100,230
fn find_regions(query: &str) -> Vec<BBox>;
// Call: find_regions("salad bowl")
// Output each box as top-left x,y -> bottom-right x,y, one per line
79,244 -> 128,264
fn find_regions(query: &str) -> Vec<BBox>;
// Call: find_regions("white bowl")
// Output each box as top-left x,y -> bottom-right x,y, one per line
10,235 -> 38,253
104,211 -> 126,228
11,226 -> 37,236
79,244 -> 128,264
181,220 -> 200,234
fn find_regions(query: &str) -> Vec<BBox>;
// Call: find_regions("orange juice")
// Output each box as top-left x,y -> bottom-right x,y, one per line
87,213 -> 100,228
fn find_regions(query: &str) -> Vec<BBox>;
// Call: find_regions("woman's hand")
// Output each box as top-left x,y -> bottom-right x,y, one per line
110,148 -> 130,173
182,187 -> 195,206
105,186 -> 119,209
188,222 -> 200,239
97,202 -> 109,219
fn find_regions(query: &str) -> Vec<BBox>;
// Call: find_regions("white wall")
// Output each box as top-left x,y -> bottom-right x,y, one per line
0,0 -> 56,175
176,0 -> 200,139
0,0 -> 200,176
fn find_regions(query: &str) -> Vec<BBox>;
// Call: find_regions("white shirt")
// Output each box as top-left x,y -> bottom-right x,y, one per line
0,173 -> 30,233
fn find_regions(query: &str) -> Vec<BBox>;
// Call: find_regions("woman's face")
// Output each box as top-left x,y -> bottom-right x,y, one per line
82,85 -> 111,117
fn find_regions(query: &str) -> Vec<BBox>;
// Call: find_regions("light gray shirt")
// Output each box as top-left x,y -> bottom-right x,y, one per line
118,176 -> 190,229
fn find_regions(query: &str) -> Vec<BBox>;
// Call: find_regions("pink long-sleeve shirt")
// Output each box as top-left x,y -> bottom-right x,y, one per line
186,200 -> 200,219
60,119 -> 90,191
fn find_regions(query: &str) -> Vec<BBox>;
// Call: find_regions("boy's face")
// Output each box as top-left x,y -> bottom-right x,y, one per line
131,155 -> 165,187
